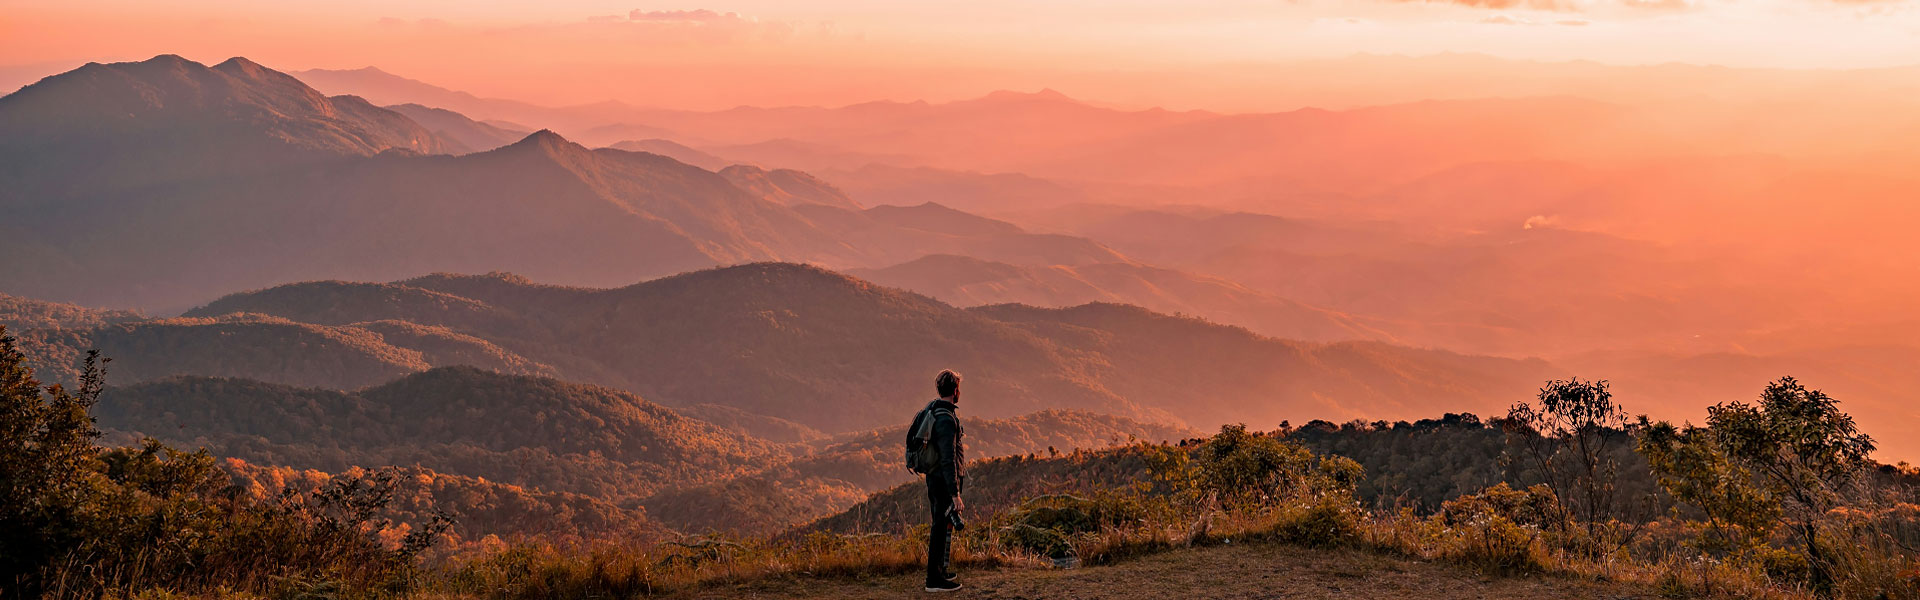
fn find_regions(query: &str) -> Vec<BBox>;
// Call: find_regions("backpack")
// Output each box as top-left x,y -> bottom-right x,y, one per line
905,401 -> 951,474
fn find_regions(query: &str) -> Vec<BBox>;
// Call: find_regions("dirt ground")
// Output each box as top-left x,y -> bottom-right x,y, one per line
668,542 -> 1653,599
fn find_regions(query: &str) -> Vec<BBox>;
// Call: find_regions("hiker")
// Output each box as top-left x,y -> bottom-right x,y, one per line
906,369 -> 966,593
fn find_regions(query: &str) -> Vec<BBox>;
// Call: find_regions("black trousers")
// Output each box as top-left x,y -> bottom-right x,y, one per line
926,479 -> 954,583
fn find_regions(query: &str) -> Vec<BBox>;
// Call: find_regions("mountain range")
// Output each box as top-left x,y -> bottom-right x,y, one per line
7,54 -> 1917,462
0,56 -> 1167,312
88,364 -> 1192,538
8,263 -> 1551,436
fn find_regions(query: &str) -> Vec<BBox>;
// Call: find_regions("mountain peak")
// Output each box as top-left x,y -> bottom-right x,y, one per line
511,129 -> 573,148
211,56 -> 291,84
214,56 -> 262,69
212,56 -> 264,73
491,129 -> 591,161
139,54 -> 197,67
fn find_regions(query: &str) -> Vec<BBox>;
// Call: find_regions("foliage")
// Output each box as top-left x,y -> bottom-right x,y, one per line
0,326 -> 449,598
996,492 -> 1155,558
0,327 -> 107,591
1284,414 -> 1665,518
1178,424 -> 1361,505
1706,377 -> 1876,592
1639,420 -> 1779,554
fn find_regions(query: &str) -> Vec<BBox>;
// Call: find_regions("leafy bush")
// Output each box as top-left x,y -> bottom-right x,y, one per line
1427,483 -> 1554,574
1436,482 -> 1560,529
995,492 -> 1154,558
1269,493 -> 1364,547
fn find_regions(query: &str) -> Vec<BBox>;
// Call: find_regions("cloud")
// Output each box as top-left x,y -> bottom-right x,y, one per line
1391,0 -> 1579,12
628,9 -> 741,23
377,17 -> 452,30
1619,0 -> 1693,11
493,8 -> 796,46
1479,13 -> 1593,25
1403,0 -> 1900,13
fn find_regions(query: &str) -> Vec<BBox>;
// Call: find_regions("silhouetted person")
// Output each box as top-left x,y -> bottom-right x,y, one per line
908,369 -> 965,592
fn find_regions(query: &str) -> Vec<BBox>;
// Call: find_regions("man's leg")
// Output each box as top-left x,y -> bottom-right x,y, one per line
926,483 -> 953,585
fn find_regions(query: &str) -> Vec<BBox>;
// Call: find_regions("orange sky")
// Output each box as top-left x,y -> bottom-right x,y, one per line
5,1 -> 1920,110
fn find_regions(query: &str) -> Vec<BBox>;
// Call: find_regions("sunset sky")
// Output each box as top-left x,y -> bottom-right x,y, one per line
5,0 -> 1919,109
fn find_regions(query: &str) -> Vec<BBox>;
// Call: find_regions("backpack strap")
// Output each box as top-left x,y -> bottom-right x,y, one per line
914,401 -> 938,443
916,401 -> 951,443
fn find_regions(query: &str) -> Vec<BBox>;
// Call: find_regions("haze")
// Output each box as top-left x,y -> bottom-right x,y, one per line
8,1 -> 1920,110
3,1 -> 1917,462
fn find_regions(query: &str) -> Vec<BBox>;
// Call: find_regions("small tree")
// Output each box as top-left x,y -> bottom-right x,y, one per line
1705,376 -> 1874,592
1637,421 -> 1778,554
0,326 -> 108,589
1502,377 -> 1631,539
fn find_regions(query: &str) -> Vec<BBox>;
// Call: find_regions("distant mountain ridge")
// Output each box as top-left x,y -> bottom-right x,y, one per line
16,313 -> 554,389
0,55 -> 454,201
384,103 -> 529,153
18,263 -> 1556,437
849,254 -> 1389,343
0,56 -> 1139,310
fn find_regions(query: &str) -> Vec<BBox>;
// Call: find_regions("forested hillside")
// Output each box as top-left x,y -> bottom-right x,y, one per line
95,367 -> 780,502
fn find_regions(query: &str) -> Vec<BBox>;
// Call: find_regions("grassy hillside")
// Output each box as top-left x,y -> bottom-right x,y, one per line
805,446 -> 1160,536
644,410 -> 1194,536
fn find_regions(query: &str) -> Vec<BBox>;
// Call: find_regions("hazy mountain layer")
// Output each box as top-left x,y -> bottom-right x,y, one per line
384,103 -> 529,153
0,57 -> 1139,310
849,254 -> 1388,343
109,263 -> 1560,435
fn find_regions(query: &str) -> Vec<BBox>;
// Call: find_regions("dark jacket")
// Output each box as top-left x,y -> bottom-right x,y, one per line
910,398 -> 965,495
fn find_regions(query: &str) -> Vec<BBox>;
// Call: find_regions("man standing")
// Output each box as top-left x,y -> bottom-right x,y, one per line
911,369 -> 965,592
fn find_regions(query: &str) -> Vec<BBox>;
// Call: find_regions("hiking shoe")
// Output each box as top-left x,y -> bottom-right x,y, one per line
924,579 -> 963,593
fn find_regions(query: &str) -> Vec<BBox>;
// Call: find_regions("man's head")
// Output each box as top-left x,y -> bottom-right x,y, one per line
935,369 -> 962,402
